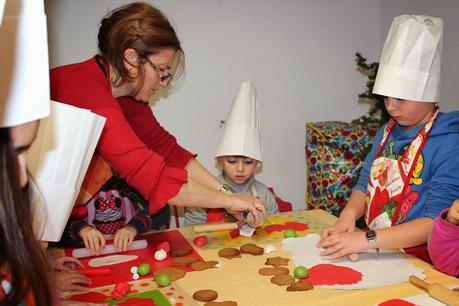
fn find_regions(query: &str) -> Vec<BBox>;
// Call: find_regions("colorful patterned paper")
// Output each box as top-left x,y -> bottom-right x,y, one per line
306,121 -> 379,215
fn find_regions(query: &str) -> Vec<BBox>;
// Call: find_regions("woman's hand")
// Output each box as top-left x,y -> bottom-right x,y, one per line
226,194 -> 266,226
79,226 -> 106,255
53,256 -> 84,271
54,270 -> 91,292
318,231 -> 369,260
113,226 -> 138,252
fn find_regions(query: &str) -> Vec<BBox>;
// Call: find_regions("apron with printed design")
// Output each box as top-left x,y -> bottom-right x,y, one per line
365,110 -> 438,238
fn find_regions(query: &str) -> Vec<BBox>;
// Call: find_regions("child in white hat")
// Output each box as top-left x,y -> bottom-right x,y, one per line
317,15 -> 459,263
185,82 -> 279,226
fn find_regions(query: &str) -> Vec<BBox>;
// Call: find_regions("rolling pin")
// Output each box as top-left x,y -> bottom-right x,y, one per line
72,239 -> 148,258
193,222 -> 239,233
409,275 -> 459,306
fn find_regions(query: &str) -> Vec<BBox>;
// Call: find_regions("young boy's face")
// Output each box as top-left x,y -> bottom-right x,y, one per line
217,156 -> 259,185
384,97 -> 436,130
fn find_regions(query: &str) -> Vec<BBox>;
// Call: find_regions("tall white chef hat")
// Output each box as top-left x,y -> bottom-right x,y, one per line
373,15 -> 443,103
0,0 -> 50,127
215,81 -> 263,162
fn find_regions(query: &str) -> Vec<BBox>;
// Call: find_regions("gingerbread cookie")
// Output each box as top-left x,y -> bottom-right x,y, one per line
287,281 -> 314,292
193,289 -> 218,302
258,267 -> 289,276
270,274 -> 295,286
191,260 -> 219,271
218,248 -> 241,259
153,267 -> 186,281
204,302 -> 238,306
172,256 -> 200,267
240,243 -> 264,255
265,256 -> 289,267
170,249 -> 192,257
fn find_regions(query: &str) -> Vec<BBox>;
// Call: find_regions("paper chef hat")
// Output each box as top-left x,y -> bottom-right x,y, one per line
0,0 -> 50,127
373,15 -> 443,103
215,81 -> 263,162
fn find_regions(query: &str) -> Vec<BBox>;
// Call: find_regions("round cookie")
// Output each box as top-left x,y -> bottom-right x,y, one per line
193,289 -> 218,302
155,274 -> 171,286
218,248 -> 241,259
283,229 -> 297,238
271,274 -> 295,286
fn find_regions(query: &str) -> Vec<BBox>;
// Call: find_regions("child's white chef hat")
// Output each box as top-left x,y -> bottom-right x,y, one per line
215,81 -> 263,162
373,15 -> 443,103
0,0 -> 50,127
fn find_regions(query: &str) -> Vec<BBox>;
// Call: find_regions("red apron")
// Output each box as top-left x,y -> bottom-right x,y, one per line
364,109 -> 439,261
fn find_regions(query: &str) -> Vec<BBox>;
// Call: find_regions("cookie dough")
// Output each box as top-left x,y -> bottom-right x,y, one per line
170,249 -> 192,257
191,261 -> 219,271
153,267 -> 186,281
265,256 -> 289,267
193,290 -> 218,302
172,256 -> 200,267
258,267 -> 289,276
240,243 -> 264,255
287,281 -> 314,291
271,274 -> 295,286
218,248 -> 241,259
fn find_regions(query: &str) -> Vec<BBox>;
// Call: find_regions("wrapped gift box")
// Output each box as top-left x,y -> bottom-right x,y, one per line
306,121 -> 379,216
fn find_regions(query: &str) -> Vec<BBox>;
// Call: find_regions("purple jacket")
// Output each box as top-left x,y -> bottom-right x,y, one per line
428,208 -> 459,277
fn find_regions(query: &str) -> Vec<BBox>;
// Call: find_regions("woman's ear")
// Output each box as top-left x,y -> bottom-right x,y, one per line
123,48 -> 139,68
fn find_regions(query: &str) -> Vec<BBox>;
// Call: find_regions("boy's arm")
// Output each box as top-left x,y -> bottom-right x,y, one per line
262,185 -> 279,215
375,217 -> 434,249
184,207 -> 209,226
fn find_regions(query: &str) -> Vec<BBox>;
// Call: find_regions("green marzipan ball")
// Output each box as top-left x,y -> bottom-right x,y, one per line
283,229 -> 297,238
294,266 -> 308,279
155,273 -> 171,286
137,263 -> 151,276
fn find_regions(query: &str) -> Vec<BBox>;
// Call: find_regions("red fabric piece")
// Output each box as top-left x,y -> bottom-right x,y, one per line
50,57 -> 195,215
264,222 -> 309,234
206,208 -> 226,222
69,292 -> 109,303
229,229 -> 240,238
268,187 -> 292,212
119,298 -> 156,306
71,206 -> 88,219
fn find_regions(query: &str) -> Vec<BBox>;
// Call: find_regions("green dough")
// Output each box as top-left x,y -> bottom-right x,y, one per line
283,229 -> 297,238
294,266 -> 308,279
137,263 -> 151,276
155,273 -> 171,286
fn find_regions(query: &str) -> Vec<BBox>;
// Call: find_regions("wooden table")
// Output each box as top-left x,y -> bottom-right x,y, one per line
63,209 -> 459,306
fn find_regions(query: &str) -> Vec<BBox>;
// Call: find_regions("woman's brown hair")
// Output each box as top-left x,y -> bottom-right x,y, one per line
0,128 -> 54,306
97,2 -> 184,94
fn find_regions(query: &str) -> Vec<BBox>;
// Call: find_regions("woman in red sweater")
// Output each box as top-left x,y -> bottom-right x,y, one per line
50,2 -> 265,254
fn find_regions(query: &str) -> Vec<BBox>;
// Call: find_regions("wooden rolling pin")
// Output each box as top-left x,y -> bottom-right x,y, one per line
193,222 -> 239,233
409,275 -> 459,306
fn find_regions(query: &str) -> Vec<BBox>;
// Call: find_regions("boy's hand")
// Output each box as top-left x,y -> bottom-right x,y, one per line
55,270 -> 91,292
53,256 -> 84,271
446,199 -> 459,225
113,226 -> 138,252
79,226 -> 106,255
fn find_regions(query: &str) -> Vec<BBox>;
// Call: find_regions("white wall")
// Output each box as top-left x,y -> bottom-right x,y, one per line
44,0 -> 458,212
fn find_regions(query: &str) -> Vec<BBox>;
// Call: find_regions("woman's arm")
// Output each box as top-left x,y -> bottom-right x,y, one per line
185,158 -> 222,190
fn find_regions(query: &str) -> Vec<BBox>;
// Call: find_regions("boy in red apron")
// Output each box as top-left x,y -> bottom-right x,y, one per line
317,15 -> 459,262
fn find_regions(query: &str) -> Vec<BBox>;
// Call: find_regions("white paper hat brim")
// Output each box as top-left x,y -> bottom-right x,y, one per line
373,64 -> 441,102
0,0 -> 5,25
0,0 -> 50,127
215,123 -> 262,162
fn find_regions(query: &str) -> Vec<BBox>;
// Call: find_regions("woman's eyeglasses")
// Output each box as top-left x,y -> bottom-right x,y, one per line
136,50 -> 173,83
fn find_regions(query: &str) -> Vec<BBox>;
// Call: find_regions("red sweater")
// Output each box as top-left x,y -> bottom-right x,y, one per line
50,56 -> 194,214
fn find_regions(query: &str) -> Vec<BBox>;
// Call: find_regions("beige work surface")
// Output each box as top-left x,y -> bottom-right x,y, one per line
177,209 -> 459,306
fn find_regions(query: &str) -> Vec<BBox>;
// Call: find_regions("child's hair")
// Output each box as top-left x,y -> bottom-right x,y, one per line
0,128 -> 54,305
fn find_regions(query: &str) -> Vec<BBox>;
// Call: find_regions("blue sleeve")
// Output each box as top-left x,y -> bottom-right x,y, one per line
354,126 -> 385,192
424,135 -> 459,219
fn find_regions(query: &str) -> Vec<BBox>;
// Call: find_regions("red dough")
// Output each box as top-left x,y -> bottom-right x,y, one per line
156,241 -> 170,253
111,282 -> 131,300
193,236 -> 208,247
